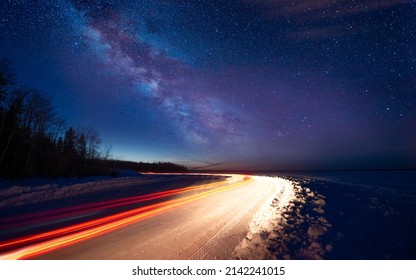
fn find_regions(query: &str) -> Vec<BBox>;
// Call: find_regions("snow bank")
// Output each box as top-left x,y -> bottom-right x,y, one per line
0,173 -> 143,208
233,176 -> 296,259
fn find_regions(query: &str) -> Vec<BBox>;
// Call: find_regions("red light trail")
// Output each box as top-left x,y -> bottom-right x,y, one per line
0,176 -> 252,260
0,179 -> 227,230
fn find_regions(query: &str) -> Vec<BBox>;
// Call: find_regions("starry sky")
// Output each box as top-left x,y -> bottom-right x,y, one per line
1,0 -> 415,170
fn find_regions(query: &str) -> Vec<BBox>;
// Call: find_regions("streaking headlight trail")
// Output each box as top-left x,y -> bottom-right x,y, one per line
0,175 -> 252,260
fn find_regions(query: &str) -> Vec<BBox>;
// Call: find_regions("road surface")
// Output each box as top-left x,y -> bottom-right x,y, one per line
0,174 -> 294,260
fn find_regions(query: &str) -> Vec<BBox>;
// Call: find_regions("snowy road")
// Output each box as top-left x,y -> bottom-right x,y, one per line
0,175 -> 294,260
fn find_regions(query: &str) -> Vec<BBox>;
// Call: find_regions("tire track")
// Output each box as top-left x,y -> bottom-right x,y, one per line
188,177 -> 277,260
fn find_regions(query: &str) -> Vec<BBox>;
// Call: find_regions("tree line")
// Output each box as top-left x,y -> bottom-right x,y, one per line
103,160 -> 188,173
0,59 -> 187,179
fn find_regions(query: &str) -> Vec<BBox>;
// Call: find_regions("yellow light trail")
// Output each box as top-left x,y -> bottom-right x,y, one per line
0,176 -> 252,260
1,178 -> 229,230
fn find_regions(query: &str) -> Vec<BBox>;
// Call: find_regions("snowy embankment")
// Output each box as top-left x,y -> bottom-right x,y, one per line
0,173 -> 141,208
233,176 -> 296,259
233,176 -> 333,260
0,172 -> 225,209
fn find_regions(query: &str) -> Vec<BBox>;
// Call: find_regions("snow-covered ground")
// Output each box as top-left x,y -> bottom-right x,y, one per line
3,173 -> 361,260
0,172 -> 218,208
1,174 -> 300,260
0,175 -> 140,208
233,177 -> 296,259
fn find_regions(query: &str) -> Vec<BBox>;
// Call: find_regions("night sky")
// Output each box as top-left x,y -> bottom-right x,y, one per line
1,0 -> 415,170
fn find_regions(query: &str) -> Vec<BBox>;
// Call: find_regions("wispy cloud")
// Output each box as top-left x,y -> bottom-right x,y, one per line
192,162 -> 229,170
247,0 -> 411,40
250,0 -> 409,19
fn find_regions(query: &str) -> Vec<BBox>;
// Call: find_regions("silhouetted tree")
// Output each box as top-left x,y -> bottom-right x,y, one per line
63,127 -> 76,155
0,60 -> 188,180
85,128 -> 101,160
76,133 -> 87,159
56,137 -> 63,153
0,90 -> 26,168
22,89 -> 54,177
0,59 -> 15,140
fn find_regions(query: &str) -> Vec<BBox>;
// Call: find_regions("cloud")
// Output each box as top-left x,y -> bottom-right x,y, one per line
247,0 -> 411,39
249,0 -> 410,19
191,161 -> 231,170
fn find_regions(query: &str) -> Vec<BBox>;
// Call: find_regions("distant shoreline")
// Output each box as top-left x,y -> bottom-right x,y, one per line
190,168 -> 416,174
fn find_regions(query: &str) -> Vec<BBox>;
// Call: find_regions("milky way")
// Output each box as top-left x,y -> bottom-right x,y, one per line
1,0 -> 415,169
